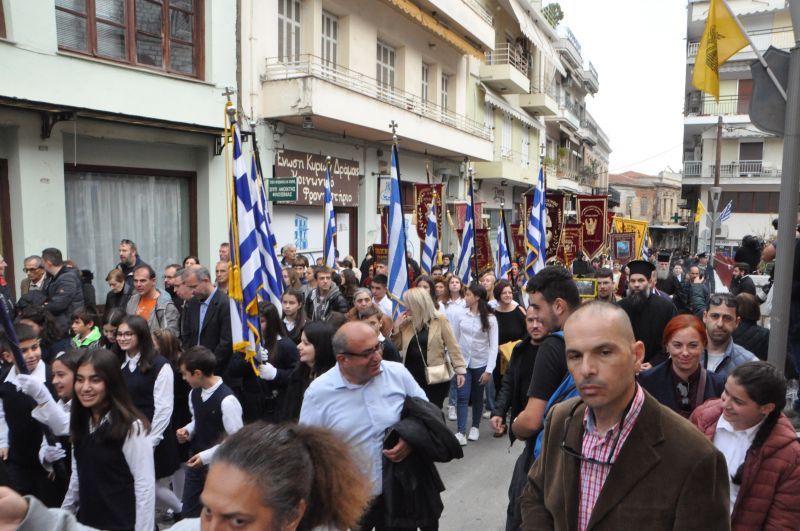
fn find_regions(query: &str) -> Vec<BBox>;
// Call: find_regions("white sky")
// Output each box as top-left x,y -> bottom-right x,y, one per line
556,0 -> 688,175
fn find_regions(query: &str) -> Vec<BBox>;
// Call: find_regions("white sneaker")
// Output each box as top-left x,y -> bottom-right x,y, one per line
455,432 -> 468,446
448,405 -> 456,421
468,426 -> 480,441
482,410 -> 491,419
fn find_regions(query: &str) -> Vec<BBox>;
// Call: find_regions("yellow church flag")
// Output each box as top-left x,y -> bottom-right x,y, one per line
692,0 -> 748,101
694,200 -> 706,223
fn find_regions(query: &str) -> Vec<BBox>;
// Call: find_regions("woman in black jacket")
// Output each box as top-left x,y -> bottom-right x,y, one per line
732,293 -> 769,360
104,269 -> 131,311
280,321 -> 336,422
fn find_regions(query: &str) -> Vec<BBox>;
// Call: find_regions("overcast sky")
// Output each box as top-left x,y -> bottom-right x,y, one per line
556,0 -> 688,175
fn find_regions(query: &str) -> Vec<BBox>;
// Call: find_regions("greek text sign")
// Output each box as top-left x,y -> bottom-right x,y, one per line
274,149 -> 360,206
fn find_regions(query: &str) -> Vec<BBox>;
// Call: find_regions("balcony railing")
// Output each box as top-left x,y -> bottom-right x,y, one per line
684,160 -> 781,178
486,43 -> 529,77
462,0 -> 493,24
264,55 -> 491,140
684,93 -> 750,116
688,27 -> 794,57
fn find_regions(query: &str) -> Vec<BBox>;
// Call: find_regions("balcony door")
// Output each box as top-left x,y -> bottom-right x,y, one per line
738,79 -> 752,115
739,142 -> 763,176
321,11 -> 338,68
278,0 -> 301,64
376,41 -> 395,101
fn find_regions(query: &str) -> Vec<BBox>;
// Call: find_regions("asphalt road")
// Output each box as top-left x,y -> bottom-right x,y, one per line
437,414 -> 520,531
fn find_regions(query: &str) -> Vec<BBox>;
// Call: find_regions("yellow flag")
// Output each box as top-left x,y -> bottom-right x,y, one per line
694,200 -> 706,223
692,0 -> 748,101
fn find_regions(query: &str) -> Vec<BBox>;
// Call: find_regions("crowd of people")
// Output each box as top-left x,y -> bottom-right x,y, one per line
0,236 -> 798,531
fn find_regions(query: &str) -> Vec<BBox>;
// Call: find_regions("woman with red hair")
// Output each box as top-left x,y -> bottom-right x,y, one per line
638,314 -> 725,418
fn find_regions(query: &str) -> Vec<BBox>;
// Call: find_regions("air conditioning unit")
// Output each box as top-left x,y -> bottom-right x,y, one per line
715,226 -> 729,238
446,175 -> 464,199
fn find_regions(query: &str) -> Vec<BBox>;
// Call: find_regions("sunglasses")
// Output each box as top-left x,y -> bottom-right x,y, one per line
708,294 -> 737,308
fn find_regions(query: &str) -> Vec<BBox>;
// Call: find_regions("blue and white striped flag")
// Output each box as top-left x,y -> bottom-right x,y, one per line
495,209 -> 511,281
251,155 -> 284,307
642,232 -> 651,261
228,118 -> 261,372
388,144 -> 409,317
524,167 -> 546,279
421,202 -> 438,275
323,163 -> 337,268
716,200 -> 733,224
456,177 -> 476,285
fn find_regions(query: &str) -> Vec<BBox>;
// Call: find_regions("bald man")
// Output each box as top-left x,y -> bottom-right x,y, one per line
520,302 -> 729,530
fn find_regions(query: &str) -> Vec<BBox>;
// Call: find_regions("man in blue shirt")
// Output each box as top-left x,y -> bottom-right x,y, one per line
300,321 -> 427,527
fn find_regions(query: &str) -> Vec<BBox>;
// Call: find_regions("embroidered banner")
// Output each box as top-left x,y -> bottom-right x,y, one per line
558,223 -> 583,266
475,228 -> 493,273
612,217 -> 649,258
544,193 -> 565,260
414,184 -> 443,239
576,195 -> 608,259
455,202 -> 484,231
510,223 -> 524,260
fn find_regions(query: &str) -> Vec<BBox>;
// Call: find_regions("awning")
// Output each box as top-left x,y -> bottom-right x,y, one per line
500,0 -> 566,77
483,84 -> 545,132
649,224 -> 687,231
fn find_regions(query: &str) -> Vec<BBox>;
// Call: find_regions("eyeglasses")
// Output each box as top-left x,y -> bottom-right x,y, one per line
22,266 -> 43,273
708,294 -> 738,309
115,331 -> 135,338
341,342 -> 384,358
559,397 -> 634,467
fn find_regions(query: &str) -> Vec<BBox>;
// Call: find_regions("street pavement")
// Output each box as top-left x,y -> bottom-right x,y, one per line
437,413 -> 519,530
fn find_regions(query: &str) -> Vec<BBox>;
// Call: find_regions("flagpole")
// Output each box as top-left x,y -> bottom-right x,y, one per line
720,0 -> 787,101
469,163 -> 479,283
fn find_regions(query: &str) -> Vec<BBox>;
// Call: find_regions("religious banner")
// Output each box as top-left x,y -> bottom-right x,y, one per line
475,228 -> 493,273
612,218 -> 649,258
607,211 -> 616,235
557,223 -> 583,266
610,233 -> 636,262
372,243 -> 389,266
455,202 -> 484,230
274,149 -> 360,206
544,193 -> 565,260
414,184 -> 443,239
510,223 -> 524,260
576,195 -> 608,259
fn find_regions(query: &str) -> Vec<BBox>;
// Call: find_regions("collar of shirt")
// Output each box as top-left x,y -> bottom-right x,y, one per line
123,353 -> 141,372
331,361 -> 383,390
4,359 -> 47,386
716,413 -> 764,441
707,338 -> 734,358
200,377 -> 224,401
202,288 -> 218,307
89,411 -> 112,434
583,383 -> 645,441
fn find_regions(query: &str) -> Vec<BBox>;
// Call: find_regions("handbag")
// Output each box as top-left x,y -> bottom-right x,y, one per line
413,328 -> 454,385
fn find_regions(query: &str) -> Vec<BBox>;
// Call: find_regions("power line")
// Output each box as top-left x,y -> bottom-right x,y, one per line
608,142 -> 684,174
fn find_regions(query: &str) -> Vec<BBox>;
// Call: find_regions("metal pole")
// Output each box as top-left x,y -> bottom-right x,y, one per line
767,1 -> 800,372
708,116 -> 722,266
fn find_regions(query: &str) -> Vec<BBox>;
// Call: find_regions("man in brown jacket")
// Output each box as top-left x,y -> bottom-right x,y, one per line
520,301 -> 730,531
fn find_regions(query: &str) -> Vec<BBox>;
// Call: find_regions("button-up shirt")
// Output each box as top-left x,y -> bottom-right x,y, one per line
198,288 -> 217,344
714,414 -> 763,512
578,384 -> 645,531
299,360 -> 427,495
451,310 -> 498,372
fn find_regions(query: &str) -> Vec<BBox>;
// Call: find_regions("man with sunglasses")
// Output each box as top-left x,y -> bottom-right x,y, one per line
299,321 -> 428,526
701,294 -> 757,381
520,301 -> 729,530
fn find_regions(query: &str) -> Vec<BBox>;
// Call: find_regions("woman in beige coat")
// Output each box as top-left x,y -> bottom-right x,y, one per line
392,287 -> 466,408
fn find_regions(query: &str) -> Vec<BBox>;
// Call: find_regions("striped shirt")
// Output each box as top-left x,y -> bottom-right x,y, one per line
578,384 -> 645,531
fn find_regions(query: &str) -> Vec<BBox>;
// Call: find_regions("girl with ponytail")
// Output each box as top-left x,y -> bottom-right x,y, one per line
690,361 -> 800,530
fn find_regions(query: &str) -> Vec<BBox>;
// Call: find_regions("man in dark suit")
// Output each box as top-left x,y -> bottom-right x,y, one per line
180,265 -> 233,377
520,301 -> 729,531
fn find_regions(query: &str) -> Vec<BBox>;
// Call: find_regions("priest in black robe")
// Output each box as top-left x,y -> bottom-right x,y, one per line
654,251 -> 681,296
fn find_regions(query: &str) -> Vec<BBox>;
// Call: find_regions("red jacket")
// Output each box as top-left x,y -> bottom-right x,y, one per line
690,399 -> 800,530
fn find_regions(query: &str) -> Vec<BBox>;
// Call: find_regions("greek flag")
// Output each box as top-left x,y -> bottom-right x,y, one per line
251,156 -> 284,307
642,232 -> 651,261
388,144 -> 409,317
228,119 -> 261,371
456,178 -> 476,284
524,167 -> 546,279
717,200 -> 733,224
495,209 -> 511,281
323,163 -> 337,268
421,202 -> 438,275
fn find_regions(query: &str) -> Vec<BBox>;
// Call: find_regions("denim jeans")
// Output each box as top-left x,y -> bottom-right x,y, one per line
457,367 -> 486,434
181,465 -> 208,518
448,377 -> 457,407
484,377 -> 496,412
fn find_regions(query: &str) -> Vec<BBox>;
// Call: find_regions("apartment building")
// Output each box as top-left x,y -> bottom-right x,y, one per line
682,0 -> 789,252
0,0 -> 236,300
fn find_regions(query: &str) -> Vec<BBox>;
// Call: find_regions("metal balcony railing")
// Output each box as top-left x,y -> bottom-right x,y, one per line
687,27 -> 794,57
264,55 -> 491,140
684,93 -> 750,116
684,160 -> 781,178
684,161 -> 702,176
462,0 -> 493,24
485,43 -> 529,77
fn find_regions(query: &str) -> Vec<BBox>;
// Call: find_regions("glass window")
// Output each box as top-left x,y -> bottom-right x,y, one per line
441,73 -> 450,110
421,63 -> 429,103
321,10 -> 337,67
0,1 -> 6,39
55,0 -> 202,77
65,169 -> 192,302
376,41 -> 395,98
278,0 -> 301,63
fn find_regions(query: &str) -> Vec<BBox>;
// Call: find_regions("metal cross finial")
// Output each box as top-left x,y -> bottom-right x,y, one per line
389,120 -> 398,142
222,86 -> 235,102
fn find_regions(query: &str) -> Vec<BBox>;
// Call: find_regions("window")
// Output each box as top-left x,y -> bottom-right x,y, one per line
55,0 -> 203,77
321,10 -> 337,67
441,73 -> 450,111
376,41 -> 395,96
278,0 -> 301,63
639,198 -> 648,216
65,166 -> 193,302
0,1 -> 6,39
521,127 -> 530,168
483,101 -> 493,130
501,114 -> 512,158
421,63 -> 429,103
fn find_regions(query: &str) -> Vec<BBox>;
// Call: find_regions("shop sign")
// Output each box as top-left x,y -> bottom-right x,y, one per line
274,149 -> 360,206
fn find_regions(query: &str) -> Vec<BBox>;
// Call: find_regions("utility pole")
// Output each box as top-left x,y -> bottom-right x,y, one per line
707,115 -> 723,275
767,0 -> 800,371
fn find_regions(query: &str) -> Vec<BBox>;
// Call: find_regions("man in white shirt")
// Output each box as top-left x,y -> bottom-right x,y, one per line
370,274 -> 393,317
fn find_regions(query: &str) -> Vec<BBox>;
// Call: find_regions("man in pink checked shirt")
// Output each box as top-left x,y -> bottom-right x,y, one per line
519,301 -> 730,531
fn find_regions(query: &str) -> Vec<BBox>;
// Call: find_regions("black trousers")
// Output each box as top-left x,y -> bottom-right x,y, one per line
358,495 -> 439,531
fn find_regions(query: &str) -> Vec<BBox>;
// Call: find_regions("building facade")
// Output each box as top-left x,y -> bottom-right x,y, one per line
682,0 -> 789,253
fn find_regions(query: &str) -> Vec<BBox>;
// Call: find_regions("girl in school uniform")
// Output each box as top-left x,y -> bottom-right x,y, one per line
62,348 -> 154,530
116,315 -> 180,514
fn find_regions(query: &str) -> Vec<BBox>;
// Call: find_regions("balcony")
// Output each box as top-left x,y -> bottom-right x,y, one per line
480,44 -> 530,94
473,147 -> 537,185
684,93 -> 750,116
421,0 -> 494,49
555,27 -> 583,71
583,62 -> 599,94
505,87 -> 558,116
262,55 -> 492,159
684,161 -> 702,177
687,27 -> 794,61
683,160 -> 782,184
